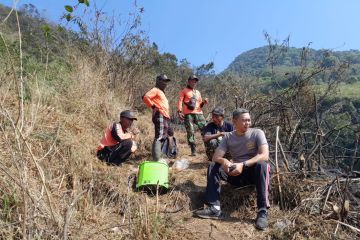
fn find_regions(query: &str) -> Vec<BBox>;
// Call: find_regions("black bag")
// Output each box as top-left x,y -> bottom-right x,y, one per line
161,136 -> 178,158
185,91 -> 197,110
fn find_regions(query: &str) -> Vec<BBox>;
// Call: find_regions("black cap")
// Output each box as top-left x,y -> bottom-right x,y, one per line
156,74 -> 171,82
212,107 -> 225,116
120,110 -> 137,120
188,75 -> 199,81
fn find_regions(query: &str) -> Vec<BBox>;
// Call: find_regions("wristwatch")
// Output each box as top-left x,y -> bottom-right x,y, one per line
243,161 -> 250,169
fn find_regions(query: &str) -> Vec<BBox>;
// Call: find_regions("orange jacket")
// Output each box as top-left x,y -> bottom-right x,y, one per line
143,87 -> 170,119
177,87 -> 204,115
97,122 -> 132,151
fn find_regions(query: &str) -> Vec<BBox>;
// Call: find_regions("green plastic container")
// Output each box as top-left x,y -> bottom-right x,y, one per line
136,161 -> 169,190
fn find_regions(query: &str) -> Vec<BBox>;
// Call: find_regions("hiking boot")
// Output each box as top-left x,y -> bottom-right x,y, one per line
255,210 -> 268,230
190,144 -> 196,156
194,205 -> 223,219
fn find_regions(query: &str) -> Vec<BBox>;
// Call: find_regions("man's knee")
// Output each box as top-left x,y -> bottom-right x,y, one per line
256,160 -> 268,168
208,162 -> 221,174
255,161 -> 270,180
209,139 -> 219,148
121,139 -> 133,150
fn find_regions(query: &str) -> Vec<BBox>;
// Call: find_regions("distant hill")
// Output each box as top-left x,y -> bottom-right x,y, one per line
224,46 -> 360,78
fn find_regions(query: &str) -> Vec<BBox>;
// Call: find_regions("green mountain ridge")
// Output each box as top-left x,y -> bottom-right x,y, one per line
225,46 -> 360,76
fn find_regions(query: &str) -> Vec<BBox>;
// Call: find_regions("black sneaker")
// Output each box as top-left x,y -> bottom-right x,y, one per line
194,205 -> 223,219
255,210 -> 268,230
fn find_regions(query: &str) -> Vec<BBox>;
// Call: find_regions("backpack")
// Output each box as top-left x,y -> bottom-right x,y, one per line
161,136 -> 178,158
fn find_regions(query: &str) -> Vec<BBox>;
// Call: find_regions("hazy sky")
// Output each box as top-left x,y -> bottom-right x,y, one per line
1,0 -> 360,72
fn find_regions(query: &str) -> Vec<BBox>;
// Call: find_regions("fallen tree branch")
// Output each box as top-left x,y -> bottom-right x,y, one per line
275,126 -> 284,209
335,220 -> 360,233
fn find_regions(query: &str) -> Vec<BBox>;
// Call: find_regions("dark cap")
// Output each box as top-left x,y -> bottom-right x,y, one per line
212,107 -> 225,116
120,110 -> 137,120
188,75 -> 199,81
156,74 -> 171,82
232,108 -> 249,119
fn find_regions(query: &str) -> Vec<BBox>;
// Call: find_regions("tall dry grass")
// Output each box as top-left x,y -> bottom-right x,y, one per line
0,29 -> 173,238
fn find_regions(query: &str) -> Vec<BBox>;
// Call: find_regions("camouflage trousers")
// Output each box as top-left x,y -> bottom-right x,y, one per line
204,139 -> 231,161
184,113 -> 206,145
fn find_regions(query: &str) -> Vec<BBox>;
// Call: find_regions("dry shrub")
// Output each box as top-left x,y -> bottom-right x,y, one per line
271,174 -> 303,210
221,185 -> 258,216
0,43 -> 167,239
268,174 -> 358,239
269,214 -> 357,240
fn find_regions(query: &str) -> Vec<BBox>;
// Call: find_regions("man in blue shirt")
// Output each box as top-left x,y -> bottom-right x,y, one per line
202,107 -> 233,161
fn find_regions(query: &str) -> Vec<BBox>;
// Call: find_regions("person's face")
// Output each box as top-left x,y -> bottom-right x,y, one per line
233,113 -> 251,133
188,79 -> 198,88
157,79 -> 169,90
212,114 -> 224,126
120,117 -> 134,129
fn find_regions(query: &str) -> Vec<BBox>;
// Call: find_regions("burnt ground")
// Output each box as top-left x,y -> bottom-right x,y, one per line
122,130 -> 358,240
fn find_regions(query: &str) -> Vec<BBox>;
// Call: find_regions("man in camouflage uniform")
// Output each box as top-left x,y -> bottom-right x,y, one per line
177,75 -> 208,156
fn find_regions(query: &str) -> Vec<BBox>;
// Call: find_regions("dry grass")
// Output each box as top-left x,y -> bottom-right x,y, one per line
0,47 -> 157,239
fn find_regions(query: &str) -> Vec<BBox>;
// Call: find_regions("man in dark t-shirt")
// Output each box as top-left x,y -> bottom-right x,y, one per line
202,107 -> 233,161
195,108 -> 270,230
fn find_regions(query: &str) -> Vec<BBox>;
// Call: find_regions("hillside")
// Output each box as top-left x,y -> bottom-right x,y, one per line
224,46 -> 360,97
1,3 -> 359,239
225,46 -> 360,78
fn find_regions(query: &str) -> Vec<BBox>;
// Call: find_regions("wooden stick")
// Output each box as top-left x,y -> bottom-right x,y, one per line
336,220 -> 360,233
277,138 -> 290,172
267,157 -> 276,168
321,183 -> 333,214
275,126 -> 284,209
340,176 -> 350,222
156,181 -> 159,218
334,223 -> 339,235
144,194 -> 149,236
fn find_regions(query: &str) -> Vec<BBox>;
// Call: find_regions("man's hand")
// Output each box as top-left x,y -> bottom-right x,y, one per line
152,106 -> 158,117
228,163 -> 244,176
178,111 -> 185,121
131,127 -> 140,135
219,158 -> 233,173
131,141 -> 138,153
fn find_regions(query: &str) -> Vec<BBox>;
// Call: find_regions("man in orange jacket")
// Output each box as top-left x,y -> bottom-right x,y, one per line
143,74 -> 171,161
177,75 -> 208,156
96,110 -> 139,165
